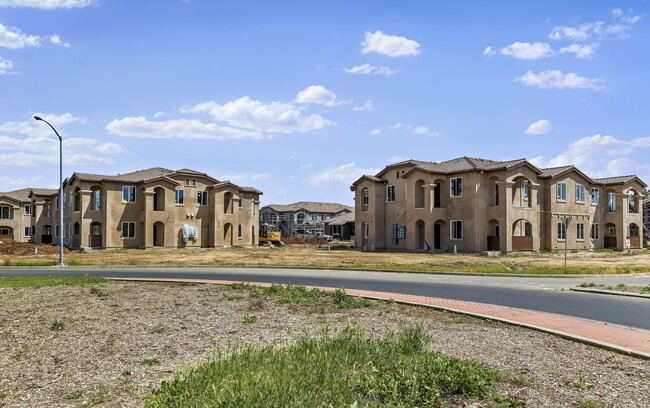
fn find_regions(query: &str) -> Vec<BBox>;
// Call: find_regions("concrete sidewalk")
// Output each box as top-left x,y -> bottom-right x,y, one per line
111,277 -> 650,360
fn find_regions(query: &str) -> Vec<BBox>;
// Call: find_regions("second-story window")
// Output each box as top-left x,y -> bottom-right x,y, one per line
362,188 -> 369,206
576,185 -> 585,203
175,189 -> 185,205
91,189 -> 101,211
24,204 -> 31,215
450,177 -> 462,197
387,186 -> 396,202
0,205 -> 10,219
556,183 -> 566,202
46,202 -> 51,217
591,188 -> 599,205
523,180 -> 529,201
608,192 -> 616,213
628,191 -> 636,213
238,194 -> 243,208
122,186 -> 136,203
197,191 -> 208,206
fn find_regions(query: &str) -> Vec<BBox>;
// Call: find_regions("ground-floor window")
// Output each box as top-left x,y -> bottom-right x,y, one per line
121,221 -> 136,239
576,222 -> 585,241
450,220 -> 463,240
0,227 -> 10,235
557,222 -> 566,241
24,227 -> 30,237
590,223 -> 599,240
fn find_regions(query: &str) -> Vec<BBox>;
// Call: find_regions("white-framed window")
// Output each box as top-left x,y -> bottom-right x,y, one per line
387,185 -> 396,202
175,189 -> 185,205
450,220 -> 463,240
450,177 -> 462,197
63,193 -> 67,208
576,185 -> 585,203
91,189 -> 101,211
523,180 -> 529,201
46,202 -> 51,217
608,192 -> 616,213
24,226 -> 30,237
557,222 -> 566,241
55,225 -> 59,238
362,188 -> 369,206
0,227 -> 10,235
121,221 -> 135,239
237,224 -> 242,239
197,191 -> 208,206
24,204 -> 31,215
238,194 -> 243,209
591,223 -> 600,240
362,222 -> 369,238
122,186 -> 136,203
591,188 -> 599,205
576,222 -> 585,241
556,183 -> 566,202
68,223 -> 72,239
607,226 -> 616,237
0,205 -> 9,219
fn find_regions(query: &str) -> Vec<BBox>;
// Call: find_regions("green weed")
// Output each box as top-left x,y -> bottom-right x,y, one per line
50,319 -> 65,331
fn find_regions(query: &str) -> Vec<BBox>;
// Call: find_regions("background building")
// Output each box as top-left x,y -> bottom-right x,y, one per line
260,202 -> 353,237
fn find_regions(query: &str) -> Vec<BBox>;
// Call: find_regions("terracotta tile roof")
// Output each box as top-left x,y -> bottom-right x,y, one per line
538,165 -> 575,178
0,188 -> 32,202
403,157 -> 540,175
212,181 -> 263,194
593,175 -> 646,187
262,201 -> 354,214
29,188 -> 59,197
324,211 -> 355,226
71,167 -> 220,184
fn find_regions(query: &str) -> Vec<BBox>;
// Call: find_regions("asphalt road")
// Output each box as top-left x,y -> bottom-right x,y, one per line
2,267 -> 650,331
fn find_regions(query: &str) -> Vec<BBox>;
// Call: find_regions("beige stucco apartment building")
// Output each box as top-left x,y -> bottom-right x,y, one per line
260,202 -> 353,237
351,157 -> 646,252
0,188 -> 46,243
22,167 -> 261,249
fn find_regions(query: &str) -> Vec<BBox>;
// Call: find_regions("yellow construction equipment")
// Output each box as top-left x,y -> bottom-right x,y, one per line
259,223 -> 283,246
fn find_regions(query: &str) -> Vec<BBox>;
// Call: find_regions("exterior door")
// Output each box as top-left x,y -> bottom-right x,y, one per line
434,224 -> 441,249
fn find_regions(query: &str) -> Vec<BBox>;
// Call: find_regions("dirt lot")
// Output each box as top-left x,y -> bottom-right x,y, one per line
0,281 -> 648,407
1,241 -> 649,273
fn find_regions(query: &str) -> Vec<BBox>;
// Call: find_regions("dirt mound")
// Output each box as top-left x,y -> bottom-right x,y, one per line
0,241 -> 69,256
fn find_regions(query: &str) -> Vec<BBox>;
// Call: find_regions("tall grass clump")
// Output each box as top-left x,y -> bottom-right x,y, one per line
146,324 -> 503,407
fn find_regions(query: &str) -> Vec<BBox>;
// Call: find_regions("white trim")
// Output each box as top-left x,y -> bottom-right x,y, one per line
122,186 -> 136,203
450,219 -> 463,240
450,177 -> 462,198
121,221 -> 136,239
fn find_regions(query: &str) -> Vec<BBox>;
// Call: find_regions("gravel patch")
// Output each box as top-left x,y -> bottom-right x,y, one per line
0,281 -> 648,407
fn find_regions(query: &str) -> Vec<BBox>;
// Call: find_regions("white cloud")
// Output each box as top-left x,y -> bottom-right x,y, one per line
0,0 -> 95,8
549,10 -> 640,42
183,96 -> 334,133
525,119 -> 552,135
361,30 -> 421,57
0,56 -> 13,74
0,174 -> 42,187
295,85 -> 347,107
411,126 -> 430,135
390,123 -> 404,129
220,173 -> 271,182
0,23 -> 69,49
559,43 -> 596,59
515,70 -> 604,91
530,134 -> 650,181
548,23 -> 595,41
0,113 -> 85,137
344,63 -> 397,76
105,117 -> 263,140
388,123 -> 437,136
307,162 -> 381,186
485,42 -> 554,60
153,111 -> 167,118
612,8 -> 641,25
0,134 -> 122,167
368,128 -> 382,136
94,142 -> 123,154
353,100 -> 375,111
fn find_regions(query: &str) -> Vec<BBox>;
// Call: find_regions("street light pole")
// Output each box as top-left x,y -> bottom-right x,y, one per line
33,116 -> 64,267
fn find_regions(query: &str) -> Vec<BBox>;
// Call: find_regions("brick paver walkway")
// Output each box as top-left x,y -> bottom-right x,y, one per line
112,277 -> 650,359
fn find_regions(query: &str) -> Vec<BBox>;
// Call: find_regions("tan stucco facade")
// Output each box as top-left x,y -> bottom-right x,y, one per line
0,194 -> 33,242
352,158 -> 646,252
26,168 -> 262,249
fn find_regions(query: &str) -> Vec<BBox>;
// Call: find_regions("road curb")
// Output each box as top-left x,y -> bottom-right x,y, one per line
107,277 -> 650,361
570,287 -> 650,299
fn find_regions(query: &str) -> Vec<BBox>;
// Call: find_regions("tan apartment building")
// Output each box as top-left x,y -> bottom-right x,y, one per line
0,188 -> 44,243
27,167 -> 262,249
351,157 -> 646,252
260,201 -> 353,237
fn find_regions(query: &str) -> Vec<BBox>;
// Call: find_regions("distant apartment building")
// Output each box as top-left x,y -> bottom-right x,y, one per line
19,167 -> 262,249
351,157 -> 646,252
0,188 -> 46,243
643,196 -> 650,240
259,201 -> 353,237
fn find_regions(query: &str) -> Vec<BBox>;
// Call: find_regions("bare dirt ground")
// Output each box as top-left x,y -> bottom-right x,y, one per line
1,241 -> 649,273
0,281 -> 648,407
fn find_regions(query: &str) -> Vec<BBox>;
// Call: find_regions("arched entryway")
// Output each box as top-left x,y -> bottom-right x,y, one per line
433,220 -> 446,250
153,187 -> 165,211
73,222 -> 80,247
224,193 -> 233,214
0,226 -> 13,239
416,220 -> 426,250
628,223 -> 640,248
604,223 -> 617,248
153,222 -> 165,247
512,219 -> 533,251
414,180 -> 425,208
224,223 -> 233,246
487,219 -> 500,251
42,225 -> 53,244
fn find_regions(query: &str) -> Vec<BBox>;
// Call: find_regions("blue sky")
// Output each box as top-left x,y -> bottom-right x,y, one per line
1,0 -> 649,206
